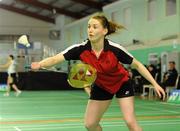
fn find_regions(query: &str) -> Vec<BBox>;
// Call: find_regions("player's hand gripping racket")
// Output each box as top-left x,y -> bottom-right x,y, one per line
67,63 -> 97,88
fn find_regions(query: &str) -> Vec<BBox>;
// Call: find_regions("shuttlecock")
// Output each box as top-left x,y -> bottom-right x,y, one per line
18,35 -> 30,47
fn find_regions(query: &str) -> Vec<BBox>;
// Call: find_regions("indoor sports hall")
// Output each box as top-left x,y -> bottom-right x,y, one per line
0,0 -> 180,131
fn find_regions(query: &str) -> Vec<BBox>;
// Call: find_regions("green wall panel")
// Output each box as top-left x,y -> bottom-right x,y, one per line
129,44 -> 180,64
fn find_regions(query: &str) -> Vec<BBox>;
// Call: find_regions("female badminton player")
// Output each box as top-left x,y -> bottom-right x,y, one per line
0,55 -> 21,96
31,13 -> 165,131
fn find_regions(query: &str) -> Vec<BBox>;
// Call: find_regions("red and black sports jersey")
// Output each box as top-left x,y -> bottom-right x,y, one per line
62,39 -> 134,94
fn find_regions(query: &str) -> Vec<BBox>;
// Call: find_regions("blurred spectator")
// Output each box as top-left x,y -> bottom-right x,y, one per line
156,58 -> 161,83
141,64 -> 157,96
127,67 -> 143,94
143,64 -> 157,85
161,61 -> 178,91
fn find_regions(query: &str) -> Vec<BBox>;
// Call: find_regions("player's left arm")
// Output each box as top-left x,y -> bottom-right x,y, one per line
130,58 -> 165,99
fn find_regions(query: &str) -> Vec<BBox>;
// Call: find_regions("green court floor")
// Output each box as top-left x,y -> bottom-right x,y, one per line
0,90 -> 180,131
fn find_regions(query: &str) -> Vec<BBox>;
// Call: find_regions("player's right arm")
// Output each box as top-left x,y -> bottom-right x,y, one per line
0,59 -> 11,69
31,53 -> 65,70
31,40 -> 87,70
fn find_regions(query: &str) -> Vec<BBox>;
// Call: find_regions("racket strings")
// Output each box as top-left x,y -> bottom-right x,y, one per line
68,63 -> 97,88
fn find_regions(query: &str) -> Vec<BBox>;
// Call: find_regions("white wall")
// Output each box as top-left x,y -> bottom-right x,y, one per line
0,9 -> 53,37
0,9 -> 70,71
0,8 -> 75,51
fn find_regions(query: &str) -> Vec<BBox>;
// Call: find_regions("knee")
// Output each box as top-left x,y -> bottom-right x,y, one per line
84,121 -> 98,130
125,118 -> 135,127
124,117 -> 139,129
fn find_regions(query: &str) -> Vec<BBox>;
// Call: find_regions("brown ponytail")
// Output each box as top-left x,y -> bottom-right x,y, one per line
91,13 -> 125,36
107,21 -> 125,35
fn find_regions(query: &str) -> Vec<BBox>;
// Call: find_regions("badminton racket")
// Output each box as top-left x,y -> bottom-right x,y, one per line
25,63 -> 97,88
67,63 -> 97,88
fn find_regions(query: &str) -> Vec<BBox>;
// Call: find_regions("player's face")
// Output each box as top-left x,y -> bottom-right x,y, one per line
169,63 -> 175,69
87,18 -> 107,42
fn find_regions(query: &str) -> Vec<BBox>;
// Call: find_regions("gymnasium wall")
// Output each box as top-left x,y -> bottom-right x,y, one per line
62,0 -> 180,65
103,0 -> 180,45
62,0 -> 180,47
0,0 -> 180,67
129,44 -> 180,64
0,9 -> 54,42
103,0 -> 180,63
0,9 -> 76,51
0,9 -> 74,72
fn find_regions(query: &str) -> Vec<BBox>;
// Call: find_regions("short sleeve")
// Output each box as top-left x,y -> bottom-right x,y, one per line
62,40 -> 89,60
108,40 -> 134,64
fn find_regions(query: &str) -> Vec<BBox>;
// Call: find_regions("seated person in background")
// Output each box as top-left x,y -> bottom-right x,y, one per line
161,61 -> 178,91
156,59 -> 162,83
130,68 -> 143,94
127,67 -> 143,94
143,64 -> 157,85
141,64 -> 157,96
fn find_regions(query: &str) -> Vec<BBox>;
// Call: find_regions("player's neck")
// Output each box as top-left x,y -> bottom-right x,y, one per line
91,38 -> 104,52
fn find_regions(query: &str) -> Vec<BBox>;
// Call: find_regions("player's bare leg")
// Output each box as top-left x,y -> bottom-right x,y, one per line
7,76 -> 21,96
3,85 -> 10,96
11,84 -> 21,96
84,100 -> 111,131
118,96 -> 142,131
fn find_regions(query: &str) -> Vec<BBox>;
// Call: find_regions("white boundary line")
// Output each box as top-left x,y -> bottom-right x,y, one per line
14,126 -> 21,131
1,121 -> 178,130
135,102 -> 180,113
160,102 -> 180,106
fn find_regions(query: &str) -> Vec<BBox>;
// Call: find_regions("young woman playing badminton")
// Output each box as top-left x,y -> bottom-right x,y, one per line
0,55 -> 22,96
31,13 -> 165,131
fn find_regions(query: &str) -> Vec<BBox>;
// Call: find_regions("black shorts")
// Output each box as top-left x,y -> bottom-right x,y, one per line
90,79 -> 134,100
9,73 -> 18,85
